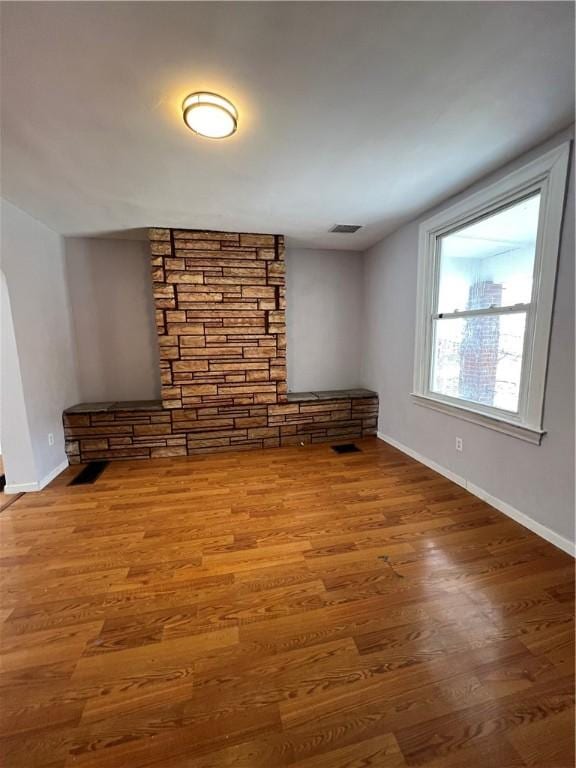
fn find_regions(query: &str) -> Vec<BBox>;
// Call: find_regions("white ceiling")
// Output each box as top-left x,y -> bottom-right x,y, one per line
1,2 -> 574,250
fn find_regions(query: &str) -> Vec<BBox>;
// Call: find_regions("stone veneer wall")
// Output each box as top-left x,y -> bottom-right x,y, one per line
150,227 -> 287,408
64,228 -> 378,463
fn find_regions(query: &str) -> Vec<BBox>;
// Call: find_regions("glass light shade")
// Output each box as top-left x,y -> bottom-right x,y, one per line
182,92 -> 238,139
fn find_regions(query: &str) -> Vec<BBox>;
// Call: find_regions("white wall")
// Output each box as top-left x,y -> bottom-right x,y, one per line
1,199 -> 80,490
362,126 -> 575,550
1,272 -> 37,488
286,248 -> 364,392
65,238 -> 161,402
64,241 -> 364,401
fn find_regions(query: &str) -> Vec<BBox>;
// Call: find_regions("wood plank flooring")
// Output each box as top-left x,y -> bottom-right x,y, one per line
0,437 -> 573,767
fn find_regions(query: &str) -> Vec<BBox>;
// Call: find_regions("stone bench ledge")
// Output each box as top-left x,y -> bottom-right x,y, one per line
286,388 -> 377,403
65,400 -> 164,414
65,391 -> 377,414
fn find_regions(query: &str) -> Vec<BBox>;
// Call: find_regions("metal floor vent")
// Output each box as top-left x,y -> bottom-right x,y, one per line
331,443 -> 361,454
69,461 -> 109,486
330,224 -> 362,233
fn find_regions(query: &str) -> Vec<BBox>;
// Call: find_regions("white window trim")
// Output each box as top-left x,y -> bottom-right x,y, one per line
412,141 -> 571,445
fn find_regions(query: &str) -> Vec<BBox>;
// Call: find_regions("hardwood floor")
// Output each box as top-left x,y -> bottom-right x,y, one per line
0,437 -> 573,767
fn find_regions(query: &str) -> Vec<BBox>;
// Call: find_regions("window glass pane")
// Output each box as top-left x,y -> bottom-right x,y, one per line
437,194 -> 540,314
431,312 -> 527,413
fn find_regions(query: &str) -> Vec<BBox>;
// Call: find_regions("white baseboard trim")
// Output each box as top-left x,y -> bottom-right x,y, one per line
4,480 -> 38,494
39,458 -> 69,490
377,431 -> 575,557
4,458 -> 69,495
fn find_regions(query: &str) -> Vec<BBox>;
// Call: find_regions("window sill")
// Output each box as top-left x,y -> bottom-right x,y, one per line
410,393 -> 545,445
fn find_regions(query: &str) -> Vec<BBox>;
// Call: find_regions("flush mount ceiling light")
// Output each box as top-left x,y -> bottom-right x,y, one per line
182,92 -> 238,139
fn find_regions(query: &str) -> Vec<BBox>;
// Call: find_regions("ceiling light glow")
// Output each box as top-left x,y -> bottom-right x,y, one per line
182,92 -> 238,139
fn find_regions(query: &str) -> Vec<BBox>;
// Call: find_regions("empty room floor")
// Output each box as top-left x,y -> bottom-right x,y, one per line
0,438 -> 574,768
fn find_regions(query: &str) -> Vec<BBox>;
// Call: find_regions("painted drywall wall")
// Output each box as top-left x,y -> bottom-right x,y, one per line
65,240 -> 362,401
362,125 -> 575,548
286,248 -> 364,392
1,199 -> 79,489
1,271 -> 37,489
65,237 -> 161,402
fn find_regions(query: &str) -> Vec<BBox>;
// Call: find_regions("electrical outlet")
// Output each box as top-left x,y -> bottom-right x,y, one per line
48,433 -> 55,447
455,437 -> 463,452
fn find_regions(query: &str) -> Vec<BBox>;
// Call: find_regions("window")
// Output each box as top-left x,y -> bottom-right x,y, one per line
413,142 -> 570,444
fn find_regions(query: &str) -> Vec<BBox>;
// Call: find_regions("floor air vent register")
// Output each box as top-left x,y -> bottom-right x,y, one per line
331,443 -> 361,454
69,461 -> 109,486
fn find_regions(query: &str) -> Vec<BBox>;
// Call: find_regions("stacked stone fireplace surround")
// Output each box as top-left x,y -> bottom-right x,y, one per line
64,228 -> 378,464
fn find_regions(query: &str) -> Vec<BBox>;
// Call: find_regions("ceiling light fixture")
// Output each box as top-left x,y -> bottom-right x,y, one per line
182,92 -> 238,139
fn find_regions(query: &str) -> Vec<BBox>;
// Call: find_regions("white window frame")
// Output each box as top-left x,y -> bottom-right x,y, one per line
412,141 -> 571,445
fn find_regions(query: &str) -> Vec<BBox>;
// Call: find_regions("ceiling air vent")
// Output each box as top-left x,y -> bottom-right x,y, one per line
330,224 -> 362,234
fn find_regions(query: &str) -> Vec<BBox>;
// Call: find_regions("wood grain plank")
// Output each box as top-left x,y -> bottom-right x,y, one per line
0,438 -> 571,768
